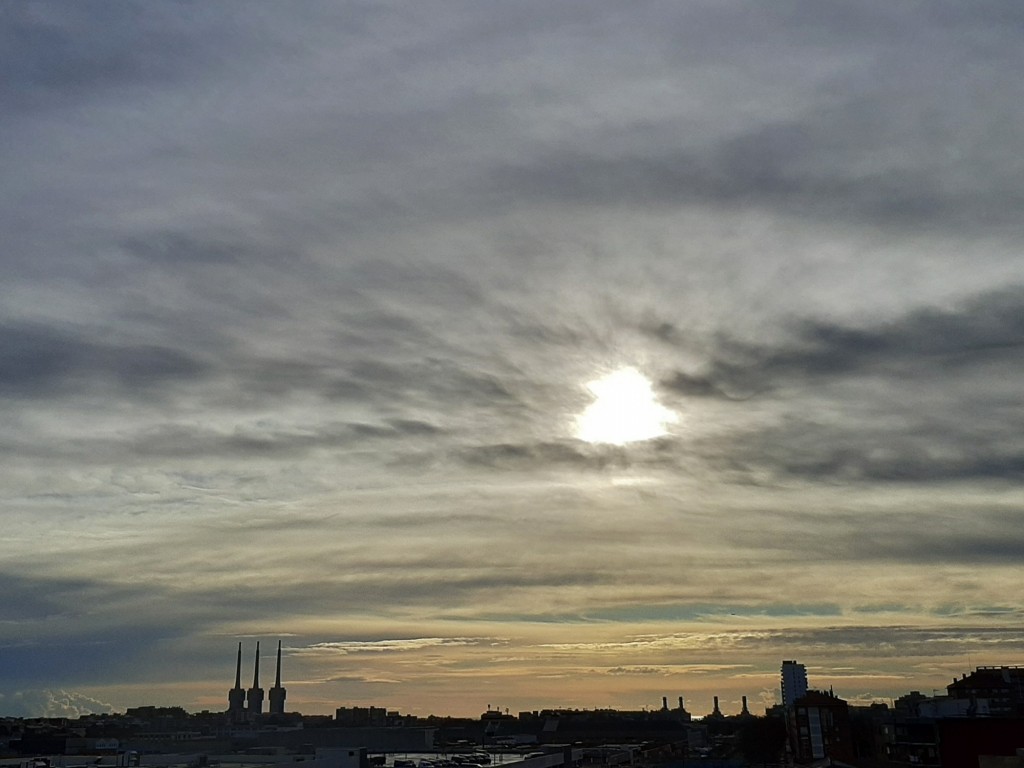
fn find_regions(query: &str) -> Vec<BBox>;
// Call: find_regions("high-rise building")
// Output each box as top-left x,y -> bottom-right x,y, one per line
781,660 -> 808,708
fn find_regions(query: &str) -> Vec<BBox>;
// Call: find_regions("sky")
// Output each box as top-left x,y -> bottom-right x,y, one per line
2,1 -> 1023,720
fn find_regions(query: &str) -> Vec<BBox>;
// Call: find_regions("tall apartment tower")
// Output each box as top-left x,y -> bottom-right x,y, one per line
247,641 -> 265,716
269,640 -> 287,714
227,642 -> 247,722
781,660 -> 808,707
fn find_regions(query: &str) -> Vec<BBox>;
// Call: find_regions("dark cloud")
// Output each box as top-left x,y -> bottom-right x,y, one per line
476,3 -> 1024,234
660,371 -> 740,401
725,506 -> 1024,565
773,445 -> 1024,484
119,231 -> 300,266
783,289 -> 1024,373
455,439 -> 685,472
326,359 -> 520,413
662,286 -> 1024,397
0,322 -> 210,399
654,287 -> 1024,485
0,573 -> 195,685
127,419 -> 446,460
0,3 -> 214,115
484,133 -> 1024,232
710,625 -> 1024,658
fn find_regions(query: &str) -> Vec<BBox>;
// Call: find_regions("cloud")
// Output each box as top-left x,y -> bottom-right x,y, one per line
662,286 -> 1024,397
2,1 -> 1023,717
0,321 -> 210,399
304,638 -> 491,655
605,666 -> 668,676
652,287 -> 1024,484
0,3 -> 216,114
0,689 -> 114,718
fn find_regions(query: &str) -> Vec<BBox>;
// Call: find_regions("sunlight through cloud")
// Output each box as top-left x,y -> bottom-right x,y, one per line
575,367 -> 678,445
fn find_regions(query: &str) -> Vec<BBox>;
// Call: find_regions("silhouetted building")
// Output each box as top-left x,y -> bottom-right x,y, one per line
789,690 -> 853,764
894,690 -> 929,716
335,707 -> 389,727
781,660 -> 808,708
948,666 -> 1024,716
885,713 -> 1024,768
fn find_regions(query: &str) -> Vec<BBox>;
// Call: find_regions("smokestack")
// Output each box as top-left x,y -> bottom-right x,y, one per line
247,642 -> 265,715
678,697 -> 685,710
712,696 -> 722,716
741,696 -> 750,715
227,642 -> 247,721
253,641 -> 260,687
269,640 -> 287,715
234,642 -> 242,689
275,640 -> 282,688
662,696 -> 668,711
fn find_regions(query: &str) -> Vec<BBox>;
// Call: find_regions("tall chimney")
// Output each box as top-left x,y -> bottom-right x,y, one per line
235,642 -> 242,688
247,641 -> 265,715
275,641 -> 282,687
253,641 -> 260,688
227,642 -> 246,721
269,640 -> 287,715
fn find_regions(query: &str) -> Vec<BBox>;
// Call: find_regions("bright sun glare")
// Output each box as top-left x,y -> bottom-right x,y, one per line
575,367 -> 678,445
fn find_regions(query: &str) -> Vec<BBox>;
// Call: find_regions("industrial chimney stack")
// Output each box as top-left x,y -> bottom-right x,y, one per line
247,641 -> 265,716
227,642 -> 246,722
269,640 -> 287,715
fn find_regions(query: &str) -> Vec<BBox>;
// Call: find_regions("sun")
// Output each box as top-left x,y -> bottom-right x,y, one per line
575,367 -> 678,445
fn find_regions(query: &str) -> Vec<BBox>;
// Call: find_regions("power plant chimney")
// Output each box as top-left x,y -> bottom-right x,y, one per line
269,640 -> 287,715
712,696 -> 722,717
662,696 -> 669,711
676,696 -> 691,723
247,641 -> 265,716
741,695 -> 750,716
227,642 -> 246,722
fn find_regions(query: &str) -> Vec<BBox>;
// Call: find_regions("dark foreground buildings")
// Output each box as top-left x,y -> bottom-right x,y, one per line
2,652 -> 1023,768
778,663 -> 1024,768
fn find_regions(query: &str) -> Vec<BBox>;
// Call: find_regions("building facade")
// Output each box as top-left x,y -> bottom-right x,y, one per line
781,660 -> 808,708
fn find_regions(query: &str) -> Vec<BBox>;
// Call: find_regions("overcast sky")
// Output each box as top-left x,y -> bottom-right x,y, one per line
2,0 -> 1023,719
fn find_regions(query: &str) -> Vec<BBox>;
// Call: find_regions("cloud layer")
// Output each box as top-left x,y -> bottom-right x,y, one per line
1,1 -> 1022,717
